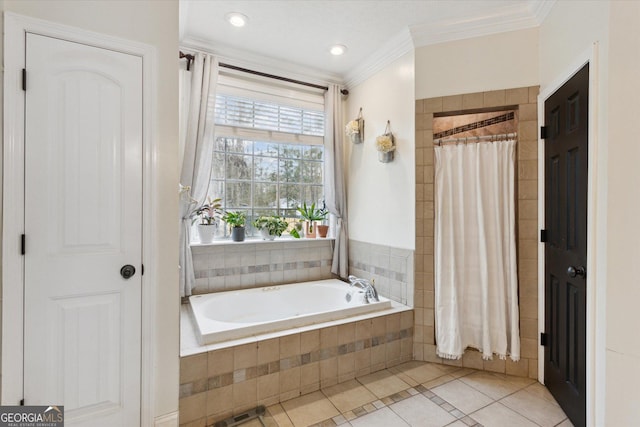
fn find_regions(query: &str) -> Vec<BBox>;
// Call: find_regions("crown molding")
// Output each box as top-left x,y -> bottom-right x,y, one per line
178,0 -> 189,42
180,0 -> 555,92
344,27 -> 414,89
180,36 -> 345,87
530,0 -> 557,25
410,1 -> 546,47
343,1 -> 553,89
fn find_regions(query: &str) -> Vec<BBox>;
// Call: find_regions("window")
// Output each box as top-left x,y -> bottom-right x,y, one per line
209,78 -> 325,238
215,94 -> 324,137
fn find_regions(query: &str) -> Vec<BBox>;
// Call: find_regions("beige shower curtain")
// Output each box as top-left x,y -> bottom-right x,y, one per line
434,139 -> 520,361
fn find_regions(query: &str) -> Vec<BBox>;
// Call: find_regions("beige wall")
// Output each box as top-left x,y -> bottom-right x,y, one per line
415,28 -> 539,100
0,0 -> 180,420
604,2 -> 640,425
345,51 -> 415,250
539,1 -> 611,425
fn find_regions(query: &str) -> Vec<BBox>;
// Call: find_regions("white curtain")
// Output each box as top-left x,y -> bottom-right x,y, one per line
179,53 -> 219,297
434,140 -> 520,361
324,84 -> 348,278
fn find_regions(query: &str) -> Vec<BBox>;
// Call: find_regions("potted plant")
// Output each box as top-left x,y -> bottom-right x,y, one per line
296,202 -> 328,238
191,197 -> 222,243
289,220 -> 303,239
222,211 -> 246,242
252,215 -> 289,240
316,221 -> 330,239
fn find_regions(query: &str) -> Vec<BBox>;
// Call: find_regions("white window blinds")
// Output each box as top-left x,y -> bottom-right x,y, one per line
215,94 -> 324,136
214,70 -> 325,145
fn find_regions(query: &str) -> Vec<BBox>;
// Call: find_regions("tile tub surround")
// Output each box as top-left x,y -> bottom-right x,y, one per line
178,310 -> 414,426
190,239 -> 333,295
348,240 -> 414,307
414,87 -> 540,378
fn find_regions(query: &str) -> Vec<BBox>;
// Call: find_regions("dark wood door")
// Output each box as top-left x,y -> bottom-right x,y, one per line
544,63 -> 588,427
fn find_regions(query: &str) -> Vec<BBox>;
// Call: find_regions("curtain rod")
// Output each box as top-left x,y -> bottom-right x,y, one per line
179,51 -> 349,95
434,132 -> 518,146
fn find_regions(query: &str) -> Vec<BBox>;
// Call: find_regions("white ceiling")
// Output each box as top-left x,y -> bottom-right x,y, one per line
180,0 -> 554,87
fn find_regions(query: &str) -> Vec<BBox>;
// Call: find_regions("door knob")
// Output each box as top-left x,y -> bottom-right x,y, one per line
567,265 -> 586,278
120,264 -> 136,279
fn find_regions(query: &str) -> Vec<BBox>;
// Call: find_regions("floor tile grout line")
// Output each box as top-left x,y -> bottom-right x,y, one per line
467,400 -> 545,427
266,403 -> 296,427
310,370 -> 483,427
274,364 -> 555,427
494,393 -> 551,427
457,371 -> 537,405
468,375 -> 567,425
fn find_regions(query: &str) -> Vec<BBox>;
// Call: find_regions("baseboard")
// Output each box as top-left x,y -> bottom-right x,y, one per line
155,411 -> 179,427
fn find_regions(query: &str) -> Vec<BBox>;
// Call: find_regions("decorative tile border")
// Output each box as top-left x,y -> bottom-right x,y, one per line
194,260 -> 331,280
306,383 -> 482,427
348,239 -> 414,306
349,260 -> 407,283
179,327 -> 414,399
189,239 -> 335,295
433,111 -> 515,139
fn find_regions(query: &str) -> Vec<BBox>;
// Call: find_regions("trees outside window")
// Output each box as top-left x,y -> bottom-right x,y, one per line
208,91 -> 325,238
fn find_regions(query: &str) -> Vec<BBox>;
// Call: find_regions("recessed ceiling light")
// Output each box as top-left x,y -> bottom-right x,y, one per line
330,44 -> 347,56
226,12 -> 248,27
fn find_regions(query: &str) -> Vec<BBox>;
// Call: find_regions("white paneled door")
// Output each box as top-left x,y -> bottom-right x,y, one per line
24,33 -> 142,426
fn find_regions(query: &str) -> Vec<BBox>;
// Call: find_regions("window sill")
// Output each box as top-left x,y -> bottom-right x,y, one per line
190,236 -> 335,248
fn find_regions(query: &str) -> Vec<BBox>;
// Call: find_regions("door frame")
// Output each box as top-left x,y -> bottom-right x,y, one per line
537,43 -> 603,426
2,13 -> 160,426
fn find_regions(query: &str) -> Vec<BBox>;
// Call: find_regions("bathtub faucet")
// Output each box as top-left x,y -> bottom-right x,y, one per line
348,275 -> 379,303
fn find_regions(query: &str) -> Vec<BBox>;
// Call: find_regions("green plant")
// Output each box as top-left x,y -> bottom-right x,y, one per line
222,210 -> 246,228
252,215 -> 289,237
296,202 -> 328,222
290,221 -> 303,239
191,197 -> 222,225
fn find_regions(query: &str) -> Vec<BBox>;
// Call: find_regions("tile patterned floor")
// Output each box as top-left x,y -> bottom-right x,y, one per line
234,361 -> 573,427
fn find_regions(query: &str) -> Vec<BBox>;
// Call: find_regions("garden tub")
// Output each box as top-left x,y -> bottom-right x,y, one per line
189,279 -> 392,345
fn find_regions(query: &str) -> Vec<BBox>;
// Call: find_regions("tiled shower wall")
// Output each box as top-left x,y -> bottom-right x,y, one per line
414,87 -> 539,378
348,240 -> 414,307
190,239 -> 333,294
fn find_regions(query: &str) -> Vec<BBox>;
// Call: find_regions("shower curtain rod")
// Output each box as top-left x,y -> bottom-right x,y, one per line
179,51 -> 349,95
434,132 -> 518,146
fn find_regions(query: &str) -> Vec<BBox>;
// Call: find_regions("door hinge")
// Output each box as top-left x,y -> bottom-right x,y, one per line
540,332 -> 549,347
22,68 -> 26,91
21,234 -> 26,255
540,229 -> 548,243
141,264 -> 144,276
540,126 -> 548,139
20,398 -> 24,406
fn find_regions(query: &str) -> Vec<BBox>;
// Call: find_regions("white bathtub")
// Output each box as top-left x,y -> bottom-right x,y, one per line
189,279 -> 392,345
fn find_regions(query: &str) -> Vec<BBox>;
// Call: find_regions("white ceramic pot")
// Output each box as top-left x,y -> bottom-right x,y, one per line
259,228 -> 276,240
196,223 -> 217,243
